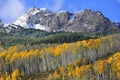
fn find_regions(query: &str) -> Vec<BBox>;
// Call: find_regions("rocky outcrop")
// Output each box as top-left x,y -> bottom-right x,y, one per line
64,9 -> 117,32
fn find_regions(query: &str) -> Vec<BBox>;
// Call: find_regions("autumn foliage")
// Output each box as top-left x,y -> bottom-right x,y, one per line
52,52 -> 120,80
0,34 -> 120,79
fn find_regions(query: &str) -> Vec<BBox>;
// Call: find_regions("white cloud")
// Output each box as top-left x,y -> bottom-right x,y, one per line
0,0 -> 25,23
0,0 -> 64,22
43,0 -> 64,11
117,0 -> 120,3
68,4 -> 79,12
52,0 -> 64,11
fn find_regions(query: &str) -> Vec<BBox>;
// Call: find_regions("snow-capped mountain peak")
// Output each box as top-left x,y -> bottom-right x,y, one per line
13,7 -> 52,31
27,7 -> 51,15
39,8 -> 49,11
13,14 -> 28,28
12,7 -> 118,32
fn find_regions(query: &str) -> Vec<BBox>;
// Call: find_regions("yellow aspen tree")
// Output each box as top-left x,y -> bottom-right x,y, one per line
12,69 -> 20,80
60,66 -> 65,80
53,70 -> 60,79
5,72 -> 11,80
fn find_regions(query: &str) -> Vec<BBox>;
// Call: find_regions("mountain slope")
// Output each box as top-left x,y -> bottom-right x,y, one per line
0,34 -> 120,80
12,7 -> 118,32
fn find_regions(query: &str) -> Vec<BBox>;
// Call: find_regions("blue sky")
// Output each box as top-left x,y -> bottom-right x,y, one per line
0,0 -> 120,23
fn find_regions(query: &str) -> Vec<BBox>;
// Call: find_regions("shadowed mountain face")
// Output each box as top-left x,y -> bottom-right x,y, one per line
0,7 -> 118,33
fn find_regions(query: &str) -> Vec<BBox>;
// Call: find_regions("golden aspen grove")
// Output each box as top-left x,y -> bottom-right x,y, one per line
0,34 -> 120,80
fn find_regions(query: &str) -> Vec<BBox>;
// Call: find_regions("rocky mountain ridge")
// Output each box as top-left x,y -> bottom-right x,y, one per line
0,7 -> 119,32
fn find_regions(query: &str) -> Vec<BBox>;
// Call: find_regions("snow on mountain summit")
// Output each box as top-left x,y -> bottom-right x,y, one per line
27,7 -> 51,15
13,7 -> 52,31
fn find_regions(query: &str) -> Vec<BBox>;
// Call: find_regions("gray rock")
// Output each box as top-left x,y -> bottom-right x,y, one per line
65,9 -> 117,32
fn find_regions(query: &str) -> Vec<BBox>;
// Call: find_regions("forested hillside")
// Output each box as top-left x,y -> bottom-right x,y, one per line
0,28 -> 120,48
0,34 -> 120,80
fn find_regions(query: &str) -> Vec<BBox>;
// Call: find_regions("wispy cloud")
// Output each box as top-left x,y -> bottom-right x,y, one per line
116,0 -> 120,3
68,3 -> 79,12
37,0 -> 64,11
0,0 -> 25,23
118,0 -> 120,2
52,0 -> 64,11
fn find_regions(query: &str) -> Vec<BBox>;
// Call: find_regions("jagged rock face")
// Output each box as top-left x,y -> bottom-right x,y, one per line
40,11 -> 72,31
13,7 -> 117,32
65,9 -> 117,32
